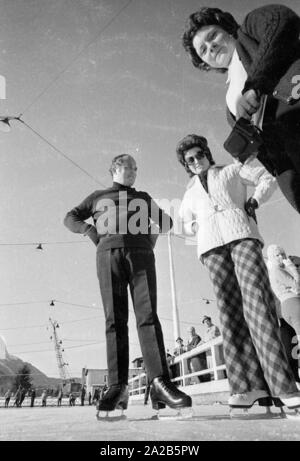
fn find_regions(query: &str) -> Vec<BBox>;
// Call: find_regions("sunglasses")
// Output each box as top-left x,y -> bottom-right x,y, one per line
185,151 -> 207,166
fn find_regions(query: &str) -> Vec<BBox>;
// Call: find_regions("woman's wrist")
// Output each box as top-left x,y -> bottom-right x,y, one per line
191,221 -> 198,234
83,225 -> 94,236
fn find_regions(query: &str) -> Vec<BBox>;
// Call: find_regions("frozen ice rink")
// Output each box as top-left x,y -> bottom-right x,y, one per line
1,402 -> 300,441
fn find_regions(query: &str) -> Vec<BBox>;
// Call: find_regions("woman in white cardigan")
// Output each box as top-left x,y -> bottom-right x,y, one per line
177,133 -> 300,414
267,244 -> 300,380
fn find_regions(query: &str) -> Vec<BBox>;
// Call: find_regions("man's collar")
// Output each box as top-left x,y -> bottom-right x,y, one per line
112,181 -> 135,190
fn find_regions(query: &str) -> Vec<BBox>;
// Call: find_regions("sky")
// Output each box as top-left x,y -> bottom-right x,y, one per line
1,0 -> 300,379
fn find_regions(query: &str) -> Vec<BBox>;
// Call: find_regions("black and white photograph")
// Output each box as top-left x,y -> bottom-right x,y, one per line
1,0 -> 300,444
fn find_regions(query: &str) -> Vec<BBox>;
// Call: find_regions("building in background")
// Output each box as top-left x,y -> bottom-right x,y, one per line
82,366 -> 144,397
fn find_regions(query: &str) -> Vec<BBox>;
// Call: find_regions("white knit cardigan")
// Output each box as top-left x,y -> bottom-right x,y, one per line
179,163 -> 277,258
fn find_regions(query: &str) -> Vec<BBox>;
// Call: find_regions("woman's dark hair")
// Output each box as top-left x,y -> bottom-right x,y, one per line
176,134 -> 215,177
182,7 -> 239,73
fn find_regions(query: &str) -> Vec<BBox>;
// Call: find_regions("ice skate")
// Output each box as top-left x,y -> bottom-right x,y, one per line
274,393 -> 300,420
150,376 -> 193,420
228,390 -> 276,419
271,397 -> 286,419
152,406 -> 194,420
96,408 -> 127,421
285,408 -> 300,420
96,384 -> 128,421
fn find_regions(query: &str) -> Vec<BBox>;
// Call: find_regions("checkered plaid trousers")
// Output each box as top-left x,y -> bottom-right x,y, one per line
203,239 -> 297,396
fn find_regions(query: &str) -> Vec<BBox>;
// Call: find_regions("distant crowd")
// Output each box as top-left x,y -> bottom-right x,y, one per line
1,384 -> 99,408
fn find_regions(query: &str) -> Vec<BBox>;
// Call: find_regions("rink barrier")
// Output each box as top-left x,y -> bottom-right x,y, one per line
128,336 -> 229,399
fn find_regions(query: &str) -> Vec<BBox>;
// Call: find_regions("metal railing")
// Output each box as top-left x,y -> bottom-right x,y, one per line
129,336 -> 228,398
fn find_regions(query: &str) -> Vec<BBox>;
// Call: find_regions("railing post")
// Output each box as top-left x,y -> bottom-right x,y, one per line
180,357 -> 184,386
211,343 -> 218,381
128,337 -> 226,393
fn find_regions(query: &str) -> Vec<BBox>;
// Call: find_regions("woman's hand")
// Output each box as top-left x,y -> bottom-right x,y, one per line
191,221 -> 199,234
236,90 -> 261,120
283,257 -> 300,292
244,197 -> 258,223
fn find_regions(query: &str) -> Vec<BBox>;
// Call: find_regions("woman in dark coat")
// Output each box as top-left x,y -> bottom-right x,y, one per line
182,4 -> 300,214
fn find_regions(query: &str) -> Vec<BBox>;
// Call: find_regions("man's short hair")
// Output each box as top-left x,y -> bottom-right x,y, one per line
202,315 -> 212,324
109,154 -> 135,176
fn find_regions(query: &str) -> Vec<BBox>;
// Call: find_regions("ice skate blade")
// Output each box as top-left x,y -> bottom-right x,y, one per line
155,407 -> 194,420
285,409 -> 300,420
229,407 -> 280,420
96,409 -> 127,421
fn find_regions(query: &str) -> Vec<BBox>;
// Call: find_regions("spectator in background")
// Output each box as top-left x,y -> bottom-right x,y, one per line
141,361 -> 151,406
166,349 -> 174,362
41,390 -> 47,407
99,385 -> 107,401
173,337 -> 186,357
290,255 -> 300,271
186,326 -> 204,381
88,391 -> 92,406
13,386 -> 22,407
202,316 -> 225,378
69,392 -> 76,406
171,338 -> 186,386
30,388 -> 36,408
276,301 -> 300,386
92,387 -> 100,405
80,385 -> 86,406
4,389 -> 12,408
202,316 -> 221,342
267,244 -> 300,385
267,244 -> 300,340
19,387 -> 26,408
186,326 -> 202,351
57,388 -> 63,406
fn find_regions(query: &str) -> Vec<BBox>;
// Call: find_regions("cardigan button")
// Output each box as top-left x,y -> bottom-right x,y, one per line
273,90 -> 278,96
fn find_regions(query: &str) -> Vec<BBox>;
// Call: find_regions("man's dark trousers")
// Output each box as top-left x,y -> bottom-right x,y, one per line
97,246 -> 169,386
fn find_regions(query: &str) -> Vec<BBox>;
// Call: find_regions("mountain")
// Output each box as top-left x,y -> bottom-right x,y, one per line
0,336 -> 81,394
0,354 -> 64,393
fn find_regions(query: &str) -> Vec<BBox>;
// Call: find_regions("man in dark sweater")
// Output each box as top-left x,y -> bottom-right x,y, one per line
64,154 -> 192,415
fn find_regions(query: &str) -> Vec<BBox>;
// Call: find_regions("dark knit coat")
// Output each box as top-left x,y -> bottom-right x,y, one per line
227,4 -> 300,176
236,4 -> 300,97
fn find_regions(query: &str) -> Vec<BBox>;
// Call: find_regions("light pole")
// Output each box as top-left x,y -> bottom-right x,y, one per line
0,115 -> 22,132
167,232 -> 181,342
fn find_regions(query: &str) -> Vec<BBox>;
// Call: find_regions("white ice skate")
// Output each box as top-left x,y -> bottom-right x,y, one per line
275,393 -> 300,420
228,390 -> 281,419
152,406 -> 194,420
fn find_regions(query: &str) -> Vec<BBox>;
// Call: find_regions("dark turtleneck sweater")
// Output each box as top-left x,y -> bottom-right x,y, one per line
64,182 -> 173,251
